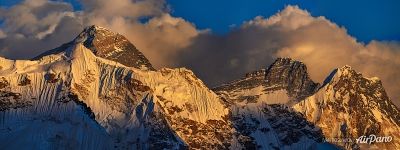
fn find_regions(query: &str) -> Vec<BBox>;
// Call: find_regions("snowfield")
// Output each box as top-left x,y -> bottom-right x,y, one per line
1,26 -> 399,150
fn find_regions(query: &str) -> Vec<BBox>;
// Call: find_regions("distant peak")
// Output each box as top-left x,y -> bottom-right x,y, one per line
336,65 -> 358,77
33,25 -> 155,70
337,65 -> 381,83
84,25 -> 114,34
266,58 -> 307,75
74,25 -> 116,44
339,65 -> 353,71
83,25 -> 97,31
84,25 -> 111,32
321,65 -> 358,85
322,65 -> 382,86
90,25 -> 107,29
267,57 -> 308,74
275,57 -> 293,63
265,57 -> 319,99
271,57 -> 305,67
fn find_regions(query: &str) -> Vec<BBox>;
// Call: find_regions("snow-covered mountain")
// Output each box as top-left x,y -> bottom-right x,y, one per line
214,58 -> 400,150
0,26 -> 233,149
1,26 -> 399,150
294,65 -> 400,149
33,25 -> 154,70
214,58 -> 319,106
213,58 -> 331,149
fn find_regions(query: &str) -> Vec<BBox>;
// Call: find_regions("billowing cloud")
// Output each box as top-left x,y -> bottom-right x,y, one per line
86,13 -> 199,68
0,0 -> 199,68
258,6 -> 400,106
177,5 -> 400,106
1,2 -> 399,106
0,0 -> 83,58
79,0 -> 199,67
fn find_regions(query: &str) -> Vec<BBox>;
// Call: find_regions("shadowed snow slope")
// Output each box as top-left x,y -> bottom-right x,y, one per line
293,65 -> 400,149
34,25 -> 154,70
2,26 -> 399,150
213,58 -> 331,149
214,58 -> 400,150
0,40 -> 228,149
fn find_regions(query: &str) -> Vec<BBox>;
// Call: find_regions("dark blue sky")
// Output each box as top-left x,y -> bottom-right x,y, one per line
168,0 -> 400,42
1,0 -> 399,42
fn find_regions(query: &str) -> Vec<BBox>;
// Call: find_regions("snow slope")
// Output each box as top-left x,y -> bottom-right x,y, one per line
213,58 -> 331,149
214,58 -> 400,150
293,65 -> 400,149
2,26 -> 399,150
34,25 -> 154,70
0,39 -> 228,149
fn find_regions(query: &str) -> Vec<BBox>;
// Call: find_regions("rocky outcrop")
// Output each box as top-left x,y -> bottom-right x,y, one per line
293,65 -> 400,149
265,58 -> 319,100
3,25 -> 399,150
0,26 -> 232,149
213,58 -> 328,149
34,25 -> 154,70
214,58 -> 400,150
214,57 -> 319,105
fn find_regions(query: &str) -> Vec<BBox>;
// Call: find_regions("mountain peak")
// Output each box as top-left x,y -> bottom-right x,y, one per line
271,57 -> 304,66
340,64 -> 352,69
337,65 -> 356,76
265,57 -> 319,100
213,57 -> 319,104
328,65 -> 382,83
34,25 -> 155,70
75,25 -> 155,70
88,25 -> 109,31
84,25 -> 111,33
294,65 -> 400,150
84,25 -> 109,32
74,25 -> 116,44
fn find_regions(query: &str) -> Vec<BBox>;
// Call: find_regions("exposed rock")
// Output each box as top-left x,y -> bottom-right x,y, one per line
0,91 -> 31,111
45,73 -> 59,83
213,58 -> 327,149
2,25 -> 399,150
33,25 -> 154,70
265,58 -> 319,100
18,74 -> 31,86
294,65 -> 400,149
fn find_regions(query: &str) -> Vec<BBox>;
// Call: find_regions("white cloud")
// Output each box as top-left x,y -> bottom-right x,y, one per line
0,0 -> 199,68
264,6 -> 400,106
87,13 -> 199,68
177,5 -> 400,106
0,0 -> 83,58
243,5 -> 315,30
0,2 -> 399,106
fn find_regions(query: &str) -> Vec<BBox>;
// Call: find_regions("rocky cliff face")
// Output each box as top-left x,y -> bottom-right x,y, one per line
0,26 -> 234,149
214,58 -> 400,150
2,26 -> 399,150
264,58 -> 319,100
214,58 -> 319,106
34,25 -> 154,70
0,43 -> 178,149
213,58 -> 329,149
293,66 -> 400,149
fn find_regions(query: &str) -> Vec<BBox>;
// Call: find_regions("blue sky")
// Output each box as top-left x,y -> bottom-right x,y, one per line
1,0 -> 399,42
1,0 -> 400,103
167,0 -> 400,42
